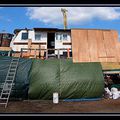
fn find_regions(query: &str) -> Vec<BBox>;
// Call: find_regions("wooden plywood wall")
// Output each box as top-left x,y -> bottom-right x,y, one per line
71,29 -> 120,62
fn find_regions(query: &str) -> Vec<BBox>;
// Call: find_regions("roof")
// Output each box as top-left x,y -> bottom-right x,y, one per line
14,28 -> 71,34
13,28 -> 117,34
33,28 -> 58,31
14,28 -> 32,34
33,28 -> 71,32
0,33 -> 13,35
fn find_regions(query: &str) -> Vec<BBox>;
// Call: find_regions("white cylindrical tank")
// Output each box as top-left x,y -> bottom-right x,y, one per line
53,92 -> 59,104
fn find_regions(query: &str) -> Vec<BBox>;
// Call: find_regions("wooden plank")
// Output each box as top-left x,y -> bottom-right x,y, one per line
40,45 -> 45,59
63,42 -> 71,45
71,29 -> 120,63
101,62 -> 120,70
111,30 -> 120,62
116,42 -> 120,62
77,30 -> 90,62
28,39 -> 32,49
71,29 -> 79,62
87,30 -> 98,62
12,52 -> 21,57
96,30 -> 107,62
14,42 -> 46,45
0,47 -> 12,51
103,30 -> 116,62
30,44 -> 40,49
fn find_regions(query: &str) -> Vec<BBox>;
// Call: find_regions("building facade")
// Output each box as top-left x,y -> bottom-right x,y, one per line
0,33 -> 13,47
10,28 -> 72,55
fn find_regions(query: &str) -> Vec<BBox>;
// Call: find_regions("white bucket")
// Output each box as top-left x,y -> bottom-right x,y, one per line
53,92 -> 59,104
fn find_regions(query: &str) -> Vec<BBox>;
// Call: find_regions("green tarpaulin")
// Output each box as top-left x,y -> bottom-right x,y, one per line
28,59 -> 104,100
111,84 -> 120,89
0,56 -> 32,99
0,51 -> 9,56
0,57 -> 104,100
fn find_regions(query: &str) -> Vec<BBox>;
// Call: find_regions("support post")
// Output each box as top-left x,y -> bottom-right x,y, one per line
46,49 -> 48,59
8,51 -> 11,57
34,49 -> 37,58
20,48 -> 23,57
67,48 -> 70,58
58,49 -> 60,59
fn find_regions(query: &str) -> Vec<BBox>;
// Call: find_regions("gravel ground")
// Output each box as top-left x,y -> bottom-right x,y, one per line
0,98 -> 120,113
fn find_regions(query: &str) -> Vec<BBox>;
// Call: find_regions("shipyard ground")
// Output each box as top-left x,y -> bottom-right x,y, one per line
0,98 -> 120,113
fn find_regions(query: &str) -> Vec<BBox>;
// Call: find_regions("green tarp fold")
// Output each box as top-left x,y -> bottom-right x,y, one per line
0,56 -> 32,99
0,57 -> 104,100
28,59 -> 104,100
28,59 -> 60,100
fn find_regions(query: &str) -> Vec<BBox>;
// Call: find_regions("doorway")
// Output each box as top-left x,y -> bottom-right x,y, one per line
47,33 -> 55,54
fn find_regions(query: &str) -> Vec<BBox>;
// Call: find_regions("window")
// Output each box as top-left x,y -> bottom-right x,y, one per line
56,33 -> 62,40
3,34 -> 8,39
2,34 -> 12,39
60,34 -> 62,40
21,33 -> 28,40
63,34 -> 67,40
56,33 -> 68,41
35,33 -> 41,40
56,33 -> 59,40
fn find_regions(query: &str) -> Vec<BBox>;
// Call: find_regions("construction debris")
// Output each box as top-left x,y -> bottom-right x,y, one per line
104,87 -> 120,99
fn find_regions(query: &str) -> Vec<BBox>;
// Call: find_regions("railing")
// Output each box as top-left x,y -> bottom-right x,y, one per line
20,48 -> 72,59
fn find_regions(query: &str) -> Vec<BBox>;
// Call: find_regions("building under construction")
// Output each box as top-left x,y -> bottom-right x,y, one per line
0,27 -> 120,108
8,27 -> 120,63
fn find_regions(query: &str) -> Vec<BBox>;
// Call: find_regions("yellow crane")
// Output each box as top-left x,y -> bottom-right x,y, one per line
61,8 -> 68,30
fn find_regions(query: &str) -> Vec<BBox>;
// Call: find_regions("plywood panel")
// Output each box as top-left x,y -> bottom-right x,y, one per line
12,52 -> 21,57
40,45 -> 45,59
0,47 -> 12,51
96,30 -> 107,62
111,30 -> 119,43
78,30 -> 90,62
101,62 -> 120,70
87,30 -> 98,62
31,44 -> 40,49
111,30 -> 120,62
116,42 -> 120,62
71,29 -> 120,63
71,30 -> 79,62
103,30 -> 116,62
28,39 -> 32,49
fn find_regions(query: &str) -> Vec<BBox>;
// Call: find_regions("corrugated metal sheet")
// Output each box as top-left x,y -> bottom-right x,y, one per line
71,29 -> 120,62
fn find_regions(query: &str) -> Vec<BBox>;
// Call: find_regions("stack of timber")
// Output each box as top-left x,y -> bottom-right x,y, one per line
101,62 -> 120,70
0,47 -> 12,51
21,39 -> 45,59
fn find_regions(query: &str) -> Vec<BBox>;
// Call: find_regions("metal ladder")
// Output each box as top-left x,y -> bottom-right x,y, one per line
0,57 -> 20,108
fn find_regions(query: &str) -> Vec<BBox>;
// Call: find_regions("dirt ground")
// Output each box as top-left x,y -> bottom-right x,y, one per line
0,98 -> 120,114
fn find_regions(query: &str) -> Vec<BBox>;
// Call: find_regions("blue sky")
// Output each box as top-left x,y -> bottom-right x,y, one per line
0,7 -> 120,37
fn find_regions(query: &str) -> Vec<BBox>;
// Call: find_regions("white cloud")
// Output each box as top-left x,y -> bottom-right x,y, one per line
26,7 -> 120,26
